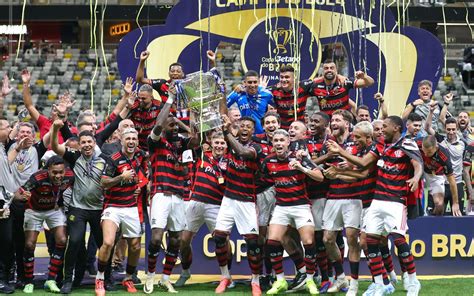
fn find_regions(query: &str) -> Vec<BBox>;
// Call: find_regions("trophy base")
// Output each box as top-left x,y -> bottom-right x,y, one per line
193,117 -> 223,133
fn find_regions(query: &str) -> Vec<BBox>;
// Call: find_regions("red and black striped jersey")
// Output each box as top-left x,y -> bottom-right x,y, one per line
327,138 -> 363,200
261,153 -> 314,206
151,78 -> 171,102
305,134 -> 333,199
346,144 -> 377,208
22,169 -> 74,211
420,144 -> 453,176
310,77 -> 354,116
191,151 -> 228,205
369,137 -> 422,205
102,150 -> 147,208
224,142 -> 262,203
268,80 -> 313,130
129,98 -> 162,151
253,134 -> 274,194
148,136 -> 191,198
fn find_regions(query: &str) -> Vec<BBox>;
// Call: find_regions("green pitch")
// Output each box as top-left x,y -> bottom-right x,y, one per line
24,278 -> 474,295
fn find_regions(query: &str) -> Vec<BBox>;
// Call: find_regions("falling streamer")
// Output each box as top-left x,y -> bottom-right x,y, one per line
465,3 -> 473,42
15,0 -> 27,60
90,0 -> 99,111
100,0 -> 112,115
133,0 -> 146,59
442,4 -> 447,76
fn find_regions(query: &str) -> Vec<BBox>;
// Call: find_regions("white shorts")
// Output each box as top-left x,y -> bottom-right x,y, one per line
149,193 -> 186,232
425,174 -> 445,195
24,208 -> 66,232
322,199 -> 362,231
270,204 -> 315,229
256,187 -> 276,226
359,207 -> 370,233
215,197 -> 259,235
363,199 -> 408,236
185,200 -> 220,233
101,207 -> 142,238
311,198 -> 327,231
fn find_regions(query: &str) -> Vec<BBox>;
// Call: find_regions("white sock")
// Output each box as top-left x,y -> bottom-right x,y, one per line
182,269 -> 190,276
162,274 -> 170,282
276,273 -> 285,281
374,275 -> 383,285
147,272 -> 155,278
220,266 -> 231,279
337,273 -> 346,280
305,274 -> 314,282
96,271 -> 105,280
298,266 -> 306,273
389,270 -> 397,281
407,272 -> 417,281
251,274 -> 260,285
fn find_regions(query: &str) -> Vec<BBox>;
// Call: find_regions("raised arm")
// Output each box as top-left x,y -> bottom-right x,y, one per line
439,93 -> 453,126
354,71 -> 374,88
424,102 -> 437,136
8,137 -> 32,164
135,51 -> 153,85
112,77 -> 134,116
21,70 -> 40,122
1,75 -> 13,117
149,86 -> 175,141
374,92 -> 388,120
51,119 -> 66,157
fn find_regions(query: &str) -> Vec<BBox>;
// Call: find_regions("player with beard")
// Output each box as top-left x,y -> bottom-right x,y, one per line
440,93 -> 473,145
16,156 -> 73,293
306,111 -> 332,292
263,129 -> 324,295
174,131 -> 229,287
144,86 -> 198,293
327,116 -> 423,296
253,112 -> 279,288
95,128 -> 146,296
319,110 -> 362,294
212,115 -> 263,296
311,60 -> 374,117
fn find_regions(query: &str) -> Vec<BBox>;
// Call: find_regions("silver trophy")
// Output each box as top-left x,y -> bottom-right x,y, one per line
176,70 -> 223,133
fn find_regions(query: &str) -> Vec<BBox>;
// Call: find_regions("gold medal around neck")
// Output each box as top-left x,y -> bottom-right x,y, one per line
218,177 -> 225,184
17,164 -> 25,172
320,99 -> 327,106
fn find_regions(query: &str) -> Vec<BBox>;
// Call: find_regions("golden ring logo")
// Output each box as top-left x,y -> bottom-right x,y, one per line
110,23 -> 130,37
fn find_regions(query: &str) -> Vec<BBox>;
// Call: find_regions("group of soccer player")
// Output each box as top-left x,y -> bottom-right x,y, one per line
0,49 -> 473,296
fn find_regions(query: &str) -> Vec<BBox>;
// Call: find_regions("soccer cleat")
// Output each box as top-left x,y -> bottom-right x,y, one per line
327,277 -> 349,293
23,283 -> 34,294
228,279 -> 236,289
251,282 -> 262,296
44,280 -> 61,293
305,278 -> 320,295
287,271 -> 307,292
175,272 -> 191,287
384,283 -> 395,294
314,274 -> 322,285
0,280 -> 14,294
406,278 -> 421,296
122,279 -> 137,293
319,280 -> 332,294
345,279 -> 358,296
362,282 -> 376,296
159,280 -> 178,293
372,283 -> 386,296
215,278 -> 232,294
259,275 -> 272,291
95,279 -> 106,296
60,280 -> 73,294
266,278 -> 288,295
143,274 -> 155,294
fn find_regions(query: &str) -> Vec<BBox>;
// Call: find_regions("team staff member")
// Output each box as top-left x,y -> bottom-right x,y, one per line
213,115 -> 263,296
311,60 -> 374,117
175,131 -> 229,287
327,116 -> 423,296
95,128 -> 146,296
263,129 -> 323,295
17,156 -> 73,294
227,70 -> 274,134
51,121 -> 110,294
